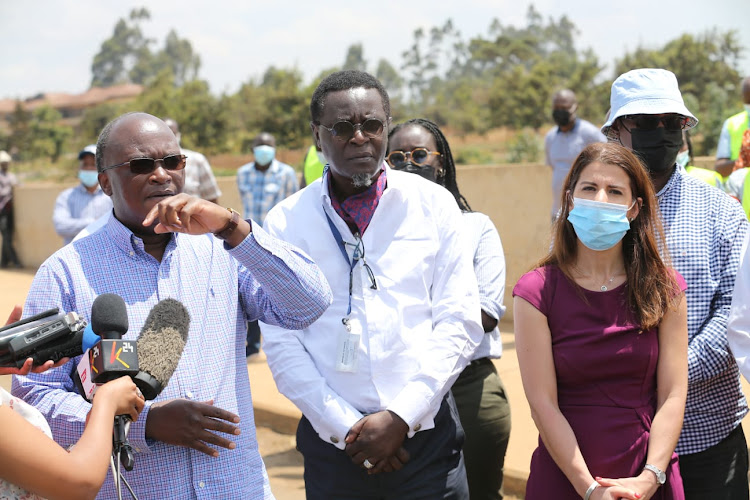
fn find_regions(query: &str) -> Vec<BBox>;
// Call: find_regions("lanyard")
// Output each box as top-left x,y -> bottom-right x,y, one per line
324,208 -> 378,321
324,210 -> 359,317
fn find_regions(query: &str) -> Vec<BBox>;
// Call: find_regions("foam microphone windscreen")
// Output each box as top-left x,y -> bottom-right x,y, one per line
133,298 -> 190,400
90,293 -> 129,339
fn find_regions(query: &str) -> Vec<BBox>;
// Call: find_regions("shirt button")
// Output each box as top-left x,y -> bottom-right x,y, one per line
186,391 -> 193,399
413,424 -> 422,432
198,481 -> 205,488
330,436 -> 339,444
129,251 -> 134,257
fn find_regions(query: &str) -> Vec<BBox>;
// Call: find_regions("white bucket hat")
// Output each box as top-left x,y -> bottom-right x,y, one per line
601,68 -> 698,137
0,151 -> 10,163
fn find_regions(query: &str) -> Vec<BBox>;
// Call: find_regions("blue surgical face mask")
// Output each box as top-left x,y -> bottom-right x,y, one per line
676,150 -> 690,168
253,145 -> 276,166
79,170 -> 99,188
567,197 -> 635,251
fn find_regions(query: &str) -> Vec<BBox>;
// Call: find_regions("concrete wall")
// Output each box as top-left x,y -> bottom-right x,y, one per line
11,165 -> 553,320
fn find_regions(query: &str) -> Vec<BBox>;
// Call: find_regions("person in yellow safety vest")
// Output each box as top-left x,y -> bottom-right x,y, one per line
724,168 -> 750,219
715,76 -> 750,177
299,144 -> 326,188
681,130 -> 724,189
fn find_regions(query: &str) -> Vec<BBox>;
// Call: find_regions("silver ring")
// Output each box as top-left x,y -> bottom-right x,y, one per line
363,459 -> 375,470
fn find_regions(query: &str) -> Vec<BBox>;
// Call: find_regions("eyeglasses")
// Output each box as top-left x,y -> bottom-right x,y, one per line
386,148 -> 441,169
100,154 -> 187,175
346,234 -> 378,290
316,119 -> 385,142
619,114 -> 687,132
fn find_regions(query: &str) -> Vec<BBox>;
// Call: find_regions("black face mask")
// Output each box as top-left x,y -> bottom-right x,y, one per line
552,109 -> 572,127
399,163 -> 438,182
630,128 -> 683,174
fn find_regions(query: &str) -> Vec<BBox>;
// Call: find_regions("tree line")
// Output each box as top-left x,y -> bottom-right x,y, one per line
2,6 -> 745,165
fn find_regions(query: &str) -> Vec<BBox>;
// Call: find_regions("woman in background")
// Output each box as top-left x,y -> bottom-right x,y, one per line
388,118 -> 511,500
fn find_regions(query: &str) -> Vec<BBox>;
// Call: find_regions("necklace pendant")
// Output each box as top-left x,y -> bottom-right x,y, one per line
600,285 -> 608,291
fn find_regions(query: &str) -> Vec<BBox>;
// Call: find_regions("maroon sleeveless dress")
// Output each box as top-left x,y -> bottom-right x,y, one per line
513,266 -> 685,499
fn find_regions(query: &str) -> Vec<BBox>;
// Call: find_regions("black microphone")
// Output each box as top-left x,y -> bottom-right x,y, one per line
133,298 -> 190,400
87,294 -> 139,384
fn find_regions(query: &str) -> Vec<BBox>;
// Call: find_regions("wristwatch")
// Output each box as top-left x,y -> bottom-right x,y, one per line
213,208 -> 240,241
643,464 -> 666,485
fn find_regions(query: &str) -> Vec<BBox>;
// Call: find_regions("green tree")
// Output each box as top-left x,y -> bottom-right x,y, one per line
342,44 -> 367,72
134,69 -> 230,153
27,106 -> 72,163
91,8 -> 152,87
91,7 -> 201,87
7,102 -> 32,159
231,67 -> 310,150
77,102 -> 125,147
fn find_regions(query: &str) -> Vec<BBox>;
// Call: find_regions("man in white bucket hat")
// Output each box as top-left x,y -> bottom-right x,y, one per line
604,68 -> 748,499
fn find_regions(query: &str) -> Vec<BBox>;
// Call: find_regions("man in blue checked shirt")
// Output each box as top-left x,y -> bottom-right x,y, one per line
12,112 -> 332,499
602,69 -> 749,499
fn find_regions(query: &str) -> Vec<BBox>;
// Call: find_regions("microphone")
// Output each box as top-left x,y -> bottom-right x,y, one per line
87,294 -> 138,384
75,294 -> 136,400
133,298 -> 190,400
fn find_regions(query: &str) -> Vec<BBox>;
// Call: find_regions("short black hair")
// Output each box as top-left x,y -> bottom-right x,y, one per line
310,70 -> 390,123
96,112 -> 141,173
389,118 -> 472,212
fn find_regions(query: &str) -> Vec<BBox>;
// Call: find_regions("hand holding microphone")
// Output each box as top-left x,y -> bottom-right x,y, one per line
91,376 -> 145,423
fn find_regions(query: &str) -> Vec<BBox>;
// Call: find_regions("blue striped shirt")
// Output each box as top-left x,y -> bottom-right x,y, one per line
237,160 -> 298,225
12,214 -> 332,499
657,165 -> 749,455
52,184 -> 113,244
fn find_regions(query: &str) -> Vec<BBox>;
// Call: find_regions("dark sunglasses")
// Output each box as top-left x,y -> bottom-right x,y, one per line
386,148 -> 441,169
100,154 -> 187,175
317,118 -> 385,141
619,114 -> 687,132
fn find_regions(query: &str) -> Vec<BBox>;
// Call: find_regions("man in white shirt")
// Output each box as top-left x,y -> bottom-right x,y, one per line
261,70 -> 484,499
53,145 -> 113,244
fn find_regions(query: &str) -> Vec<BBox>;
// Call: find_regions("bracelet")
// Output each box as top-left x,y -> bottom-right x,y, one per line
584,480 -> 600,500
213,208 -> 240,241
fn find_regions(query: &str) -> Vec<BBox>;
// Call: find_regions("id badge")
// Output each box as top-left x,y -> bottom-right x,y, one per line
335,317 -> 361,372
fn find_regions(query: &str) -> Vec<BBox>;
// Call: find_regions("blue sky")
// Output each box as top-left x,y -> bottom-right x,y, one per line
1,0 -> 748,100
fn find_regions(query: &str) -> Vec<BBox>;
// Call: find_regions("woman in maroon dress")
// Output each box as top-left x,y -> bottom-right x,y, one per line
513,142 -> 687,500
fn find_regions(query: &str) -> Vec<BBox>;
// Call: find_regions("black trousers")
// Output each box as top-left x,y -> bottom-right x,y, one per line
0,205 -> 19,267
246,320 -> 261,356
680,424 -> 749,500
451,358 -> 511,500
296,394 -> 470,500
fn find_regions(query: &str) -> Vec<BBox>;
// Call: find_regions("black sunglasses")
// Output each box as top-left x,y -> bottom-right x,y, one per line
100,154 -> 187,175
620,114 -> 687,132
316,118 -> 385,142
386,148 -> 441,169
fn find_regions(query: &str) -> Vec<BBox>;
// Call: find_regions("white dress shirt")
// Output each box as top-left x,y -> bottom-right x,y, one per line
728,232 -> 750,381
261,167 -> 484,449
462,211 -> 506,360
